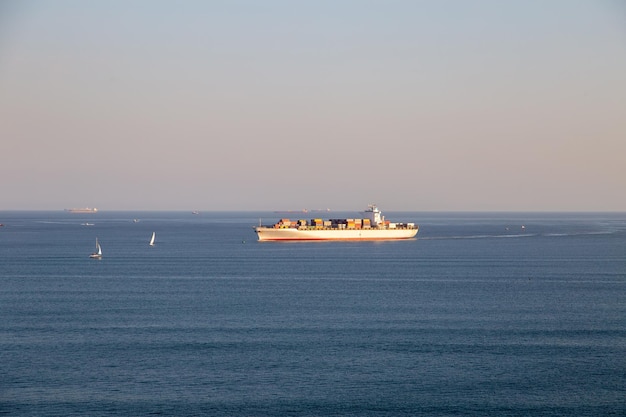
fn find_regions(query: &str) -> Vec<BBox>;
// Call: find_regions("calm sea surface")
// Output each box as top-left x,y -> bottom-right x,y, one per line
1,211 -> 625,416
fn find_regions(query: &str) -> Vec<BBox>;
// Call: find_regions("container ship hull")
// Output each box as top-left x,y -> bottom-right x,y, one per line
254,205 -> 418,242
255,227 -> 418,241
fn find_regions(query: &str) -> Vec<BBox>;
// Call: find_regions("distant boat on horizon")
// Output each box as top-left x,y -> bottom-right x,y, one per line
274,208 -> 331,214
149,232 -> 156,247
89,238 -> 102,259
66,208 -> 98,214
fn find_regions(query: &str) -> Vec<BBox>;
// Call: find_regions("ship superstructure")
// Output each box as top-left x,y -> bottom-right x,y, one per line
255,205 -> 418,241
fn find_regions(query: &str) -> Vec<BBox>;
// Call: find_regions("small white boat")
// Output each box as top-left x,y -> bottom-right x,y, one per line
89,238 -> 102,259
149,232 -> 156,247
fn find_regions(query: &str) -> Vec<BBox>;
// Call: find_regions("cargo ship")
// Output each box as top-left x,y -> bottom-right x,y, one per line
255,205 -> 418,241
65,207 -> 98,213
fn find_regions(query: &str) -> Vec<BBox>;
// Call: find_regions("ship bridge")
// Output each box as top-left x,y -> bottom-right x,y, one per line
363,204 -> 383,227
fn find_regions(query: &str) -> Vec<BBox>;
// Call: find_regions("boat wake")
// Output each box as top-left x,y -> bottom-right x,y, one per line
420,234 -> 536,240
420,230 -> 616,240
543,231 -> 614,237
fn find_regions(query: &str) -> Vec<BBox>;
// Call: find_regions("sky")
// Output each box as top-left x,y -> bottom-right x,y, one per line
1,0 -> 625,211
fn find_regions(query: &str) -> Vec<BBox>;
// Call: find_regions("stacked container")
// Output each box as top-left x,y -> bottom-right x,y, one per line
312,218 -> 324,229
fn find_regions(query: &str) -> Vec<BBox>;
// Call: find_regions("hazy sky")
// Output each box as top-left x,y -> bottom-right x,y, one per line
1,1 -> 625,211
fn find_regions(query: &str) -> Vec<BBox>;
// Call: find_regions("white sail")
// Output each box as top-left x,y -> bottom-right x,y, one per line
90,238 -> 102,258
149,232 -> 155,246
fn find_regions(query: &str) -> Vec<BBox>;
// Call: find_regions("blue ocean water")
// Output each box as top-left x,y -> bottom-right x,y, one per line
1,211 -> 625,416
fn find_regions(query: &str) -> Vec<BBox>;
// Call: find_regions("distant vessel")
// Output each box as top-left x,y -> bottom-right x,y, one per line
89,238 -> 102,259
81,223 -> 94,226
149,232 -> 156,247
192,211 -> 200,215
66,208 -> 98,213
274,208 -> 331,214
255,205 -> 418,241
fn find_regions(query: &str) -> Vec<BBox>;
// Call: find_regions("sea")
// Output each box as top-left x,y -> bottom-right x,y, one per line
1,211 -> 624,416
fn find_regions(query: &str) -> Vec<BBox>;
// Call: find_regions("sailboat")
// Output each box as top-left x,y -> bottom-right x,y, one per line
89,238 -> 102,259
149,232 -> 156,247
